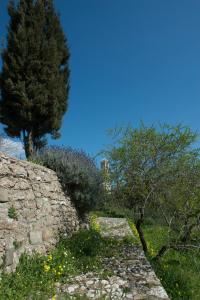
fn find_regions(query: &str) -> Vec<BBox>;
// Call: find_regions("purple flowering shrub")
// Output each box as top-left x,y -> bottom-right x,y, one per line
32,146 -> 103,216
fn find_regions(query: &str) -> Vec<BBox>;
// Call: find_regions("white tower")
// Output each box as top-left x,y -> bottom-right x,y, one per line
101,159 -> 111,192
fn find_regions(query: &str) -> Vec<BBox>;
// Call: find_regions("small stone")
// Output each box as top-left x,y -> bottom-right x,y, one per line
42,228 -> 53,241
118,279 -> 126,286
112,283 -> 119,290
101,290 -> 107,296
79,286 -> 86,292
86,280 -> 94,285
0,188 -> 8,203
105,284 -> 111,289
5,248 -> 14,266
133,295 -> 145,300
67,286 -> 75,293
146,278 -> 160,287
55,282 -> 61,288
101,279 -> 109,285
86,290 -> 95,298
125,293 -> 133,299
29,231 -> 43,245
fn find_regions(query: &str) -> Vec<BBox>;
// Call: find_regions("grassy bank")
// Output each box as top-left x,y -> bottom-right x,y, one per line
143,225 -> 200,300
0,230 -> 101,300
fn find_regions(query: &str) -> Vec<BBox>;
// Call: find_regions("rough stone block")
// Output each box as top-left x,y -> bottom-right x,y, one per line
14,180 -> 30,190
0,163 -> 11,175
42,228 -> 53,241
5,248 -> 14,266
12,191 -> 25,201
0,255 -> 3,266
0,188 -> 8,202
23,208 -> 36,220
0,178 -> 15,188
29,231 -> 43,245
9,165 -> 27,177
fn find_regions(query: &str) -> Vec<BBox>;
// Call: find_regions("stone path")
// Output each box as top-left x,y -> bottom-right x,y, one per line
56,218 -> 170,300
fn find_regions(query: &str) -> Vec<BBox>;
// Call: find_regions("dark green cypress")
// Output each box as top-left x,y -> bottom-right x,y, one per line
0,0 -> 70,158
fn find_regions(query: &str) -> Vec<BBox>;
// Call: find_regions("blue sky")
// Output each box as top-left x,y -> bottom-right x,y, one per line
1,0 -> 200,161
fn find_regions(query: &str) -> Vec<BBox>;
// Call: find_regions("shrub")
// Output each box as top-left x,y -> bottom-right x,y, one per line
31,146 -> 103,217
68,229 -> 103,257
8,206 -> 18,220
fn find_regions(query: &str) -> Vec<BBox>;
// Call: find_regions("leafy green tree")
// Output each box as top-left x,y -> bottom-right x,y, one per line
0,0 -> 70,158
103,123 -> 199,253
154,154 -> 200,258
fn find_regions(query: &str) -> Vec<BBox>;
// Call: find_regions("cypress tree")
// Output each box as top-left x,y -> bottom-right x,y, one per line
0,0 -> 70,158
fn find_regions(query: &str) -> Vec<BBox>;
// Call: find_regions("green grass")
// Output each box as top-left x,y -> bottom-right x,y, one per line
143,225 -> 200,300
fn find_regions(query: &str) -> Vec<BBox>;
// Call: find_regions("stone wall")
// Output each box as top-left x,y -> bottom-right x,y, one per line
0,152 -> 79,272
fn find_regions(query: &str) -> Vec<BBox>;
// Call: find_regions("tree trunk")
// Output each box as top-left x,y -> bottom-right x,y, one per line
136,218 -> 148,253
154,243 -> 181,260
181,230 -> 191,243
24,130 -> 34,158
154,245 -> 169,260
181,222 -> 197,243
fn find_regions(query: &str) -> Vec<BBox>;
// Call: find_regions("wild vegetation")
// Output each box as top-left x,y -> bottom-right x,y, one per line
0,216 -> 138,300
144,224 -> 200,300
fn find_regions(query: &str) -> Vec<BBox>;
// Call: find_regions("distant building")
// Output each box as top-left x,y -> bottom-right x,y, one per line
101,159 -> 111,192
101,159 -> 109,173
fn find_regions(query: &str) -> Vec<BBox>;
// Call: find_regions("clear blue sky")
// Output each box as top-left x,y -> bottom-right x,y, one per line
1,0 -> 200,160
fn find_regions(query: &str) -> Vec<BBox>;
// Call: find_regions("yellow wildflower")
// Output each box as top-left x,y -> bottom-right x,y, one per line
44,264 -> 50,272
47,255 -> 53,261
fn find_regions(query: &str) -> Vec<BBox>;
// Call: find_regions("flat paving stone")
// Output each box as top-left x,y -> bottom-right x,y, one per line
95,217 -> 134,238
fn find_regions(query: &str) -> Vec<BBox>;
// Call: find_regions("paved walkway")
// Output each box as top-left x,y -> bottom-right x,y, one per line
56,217 -> 170,300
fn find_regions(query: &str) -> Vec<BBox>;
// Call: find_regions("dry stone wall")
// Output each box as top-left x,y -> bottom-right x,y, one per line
0,152 -> 79,272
